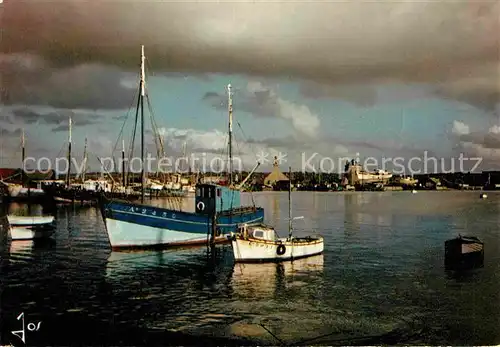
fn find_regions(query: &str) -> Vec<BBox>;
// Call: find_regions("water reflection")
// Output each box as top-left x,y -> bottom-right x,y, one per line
9,239 -> 34,254
105,247 -> 224,278
6,203 -> 55,216
231,254 -> 324,297
103,246 -> 243,333
272,194 -> 280,225
344,193 -> 361,233
1,192 -> 500,345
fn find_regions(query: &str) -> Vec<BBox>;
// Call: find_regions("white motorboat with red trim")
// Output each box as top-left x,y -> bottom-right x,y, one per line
229,167 -> 324,262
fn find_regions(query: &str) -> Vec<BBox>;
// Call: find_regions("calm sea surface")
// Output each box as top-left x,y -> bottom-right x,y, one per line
1,191 -> 500,345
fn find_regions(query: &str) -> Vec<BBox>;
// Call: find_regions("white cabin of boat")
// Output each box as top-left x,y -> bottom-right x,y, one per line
237,223 -> 277,242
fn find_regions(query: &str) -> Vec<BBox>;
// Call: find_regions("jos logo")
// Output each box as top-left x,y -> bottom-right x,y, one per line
11,312 -> 42,345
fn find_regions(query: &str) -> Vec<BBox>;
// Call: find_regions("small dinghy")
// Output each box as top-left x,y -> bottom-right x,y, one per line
7,215 -> 56,241
7,215 -> 55,226
229,167 -> 324,262
445,235 -> 484,270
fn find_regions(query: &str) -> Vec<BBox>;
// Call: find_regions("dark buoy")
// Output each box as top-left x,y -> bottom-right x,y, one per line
445,235 -> 484,271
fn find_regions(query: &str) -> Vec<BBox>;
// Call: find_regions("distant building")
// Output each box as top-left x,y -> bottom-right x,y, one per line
343,159 -> 392,186
263,157 -> 289,190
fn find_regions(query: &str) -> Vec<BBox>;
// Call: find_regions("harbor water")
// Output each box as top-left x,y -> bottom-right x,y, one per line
1,191 -> 500,345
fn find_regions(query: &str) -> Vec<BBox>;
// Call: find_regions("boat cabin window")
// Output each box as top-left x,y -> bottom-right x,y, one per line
197,186 -> 214,198
253,230 -> 265,239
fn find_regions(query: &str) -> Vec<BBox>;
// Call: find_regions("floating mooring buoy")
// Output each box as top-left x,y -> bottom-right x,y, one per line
480,193 -> 487,199
445,235 -> 484,271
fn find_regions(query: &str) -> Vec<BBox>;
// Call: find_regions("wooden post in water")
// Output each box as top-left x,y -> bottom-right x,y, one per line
210,214 -> 216,246
209,212 -> 218,255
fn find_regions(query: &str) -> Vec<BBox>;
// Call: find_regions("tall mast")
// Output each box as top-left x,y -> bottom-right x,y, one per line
21,129 -> 25,185
66,116 -> 72,186
140,45 -> 145,203
288,166 -> 292,239
82,137 -> 87,182
122,139 -> 126,188
227,83 -> 233,186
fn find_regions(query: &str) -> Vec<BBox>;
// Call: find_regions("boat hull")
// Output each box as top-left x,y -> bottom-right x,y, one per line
8,185 -> 46,197
2,184 -> 48,203
100,200 -> 265,250
445,235 -> 484,270
42,185 -> 141,204
231,237 -> 324,262
7,215 -> 55,226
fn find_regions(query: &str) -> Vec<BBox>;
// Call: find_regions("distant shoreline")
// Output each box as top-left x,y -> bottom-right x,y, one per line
247,189 -> 496,193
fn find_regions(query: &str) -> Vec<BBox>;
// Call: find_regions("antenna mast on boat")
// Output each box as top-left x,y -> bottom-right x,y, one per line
227,83 -> 233,187
21,128 -> 25,185
66,116 -> 72,186
140,45 -> 146,203
288,166 -> 292,239
82,137 -> 87,182
122,139 -> 126,188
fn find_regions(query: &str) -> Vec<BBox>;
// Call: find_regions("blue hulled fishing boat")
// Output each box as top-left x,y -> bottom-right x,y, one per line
99,46 -> 264,250
101,184 -> 264,249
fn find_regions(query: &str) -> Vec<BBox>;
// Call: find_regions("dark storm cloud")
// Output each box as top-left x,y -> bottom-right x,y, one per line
455,131 -> 500,150
7,108 -> 104,134
299,83 -> 378,107
202,82 -> 320,136
0,54 -> 137,109
202,86 -> 278,117
0,125 -> 21,138
247,134 -> 432,158
11,108 -> 100,126
298,82 -> 432,107
2,1 -> 498,111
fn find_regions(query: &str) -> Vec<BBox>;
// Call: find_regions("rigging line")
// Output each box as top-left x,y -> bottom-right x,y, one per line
143,80 -> 165,158
237,121 -> 258,158
145,54 -> 155,78
258,324 -> 286,346
145,93 -> 164,160
143,64 -> 166,162
216,133 -> 229,181
128,82 -> 142,163
147,102 -> 160,159
55,142 -> 66,159
235,122 -> 258,200
110,77 -> 140,156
